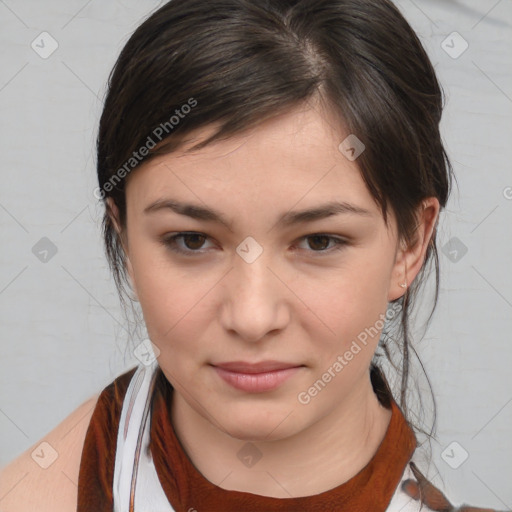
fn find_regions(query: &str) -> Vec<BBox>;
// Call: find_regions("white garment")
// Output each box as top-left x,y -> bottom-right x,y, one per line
113,360 -> 172,512
112,362 -> 430,512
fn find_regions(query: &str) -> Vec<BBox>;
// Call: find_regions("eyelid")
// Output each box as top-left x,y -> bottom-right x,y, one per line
159,231 -> 349,256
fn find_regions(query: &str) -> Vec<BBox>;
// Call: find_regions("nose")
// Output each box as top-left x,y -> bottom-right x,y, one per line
220,249 -> 290,343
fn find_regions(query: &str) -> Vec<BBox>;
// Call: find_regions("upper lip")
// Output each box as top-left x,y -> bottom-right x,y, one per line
212,361 -> 303,373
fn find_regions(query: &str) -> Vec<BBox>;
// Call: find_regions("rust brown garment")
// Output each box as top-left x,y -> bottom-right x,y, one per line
77,365 -> 417,511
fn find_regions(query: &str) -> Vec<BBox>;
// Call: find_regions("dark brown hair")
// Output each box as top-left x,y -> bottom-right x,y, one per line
96,0 -> 455,458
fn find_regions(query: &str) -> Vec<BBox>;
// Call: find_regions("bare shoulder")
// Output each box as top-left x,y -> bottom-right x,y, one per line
0,394 -> 100,512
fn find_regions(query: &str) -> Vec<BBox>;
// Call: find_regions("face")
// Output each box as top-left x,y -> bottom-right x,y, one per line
111,101 -> 432,442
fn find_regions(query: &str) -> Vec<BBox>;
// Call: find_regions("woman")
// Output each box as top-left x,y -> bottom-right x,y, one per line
0,0 -> 503,510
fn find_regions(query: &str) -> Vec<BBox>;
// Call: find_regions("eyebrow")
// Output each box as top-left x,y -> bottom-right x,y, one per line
143,198 -> 374,229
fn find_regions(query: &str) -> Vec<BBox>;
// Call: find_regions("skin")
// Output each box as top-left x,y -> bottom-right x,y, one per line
0,395 -> 98,511
108,98 -> 439,499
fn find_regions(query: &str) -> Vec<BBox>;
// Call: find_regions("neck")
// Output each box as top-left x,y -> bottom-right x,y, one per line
170,374 -> 393,498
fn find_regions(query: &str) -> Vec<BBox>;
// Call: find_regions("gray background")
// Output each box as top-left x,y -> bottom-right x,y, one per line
0,0 -> 511,509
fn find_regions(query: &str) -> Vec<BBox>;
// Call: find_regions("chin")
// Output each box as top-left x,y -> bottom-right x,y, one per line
217,409 -> 299,442
224,425 -> 286,442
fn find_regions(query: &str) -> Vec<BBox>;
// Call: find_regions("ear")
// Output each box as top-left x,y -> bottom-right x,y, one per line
387,197 -> 440,302
106,197 -> 137,297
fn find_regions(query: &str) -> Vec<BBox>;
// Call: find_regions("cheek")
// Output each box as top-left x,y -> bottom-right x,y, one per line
300,256 -> 392,358
138,273 -> 204,336
134,271 -> 214,380
129,246 -> 220,349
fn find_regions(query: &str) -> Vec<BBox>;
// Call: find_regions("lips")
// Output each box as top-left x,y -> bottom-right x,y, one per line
211,360 -> 305,393
212,360 -> 303,374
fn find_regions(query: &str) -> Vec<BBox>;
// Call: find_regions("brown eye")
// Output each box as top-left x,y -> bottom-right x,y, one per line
160,232 -> 213,256
181,233 -> 207,250
296,234 -> 348,255
306,235 -> 331,251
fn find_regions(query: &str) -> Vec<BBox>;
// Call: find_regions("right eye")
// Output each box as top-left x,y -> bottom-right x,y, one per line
160,232 -> 216,256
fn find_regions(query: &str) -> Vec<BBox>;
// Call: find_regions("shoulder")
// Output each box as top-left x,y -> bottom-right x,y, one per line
0,367 -> 137,512
0,394 -> 99,512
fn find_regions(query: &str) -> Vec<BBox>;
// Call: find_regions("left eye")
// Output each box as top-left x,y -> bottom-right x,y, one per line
160,232 -> 347,256
295,234 -> 347,253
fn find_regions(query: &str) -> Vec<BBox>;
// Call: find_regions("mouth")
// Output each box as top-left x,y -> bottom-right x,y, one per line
212,360 -> 304,373
210,361 -> 305,393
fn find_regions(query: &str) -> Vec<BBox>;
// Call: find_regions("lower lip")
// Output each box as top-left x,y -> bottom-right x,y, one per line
213,366 -> 302,393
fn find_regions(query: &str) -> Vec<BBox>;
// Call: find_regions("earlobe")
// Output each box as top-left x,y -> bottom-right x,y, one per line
388,239 -> 409,302
387,198 -> 440,302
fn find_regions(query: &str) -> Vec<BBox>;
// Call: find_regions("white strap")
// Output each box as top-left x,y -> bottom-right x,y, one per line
113,361 -> 175,511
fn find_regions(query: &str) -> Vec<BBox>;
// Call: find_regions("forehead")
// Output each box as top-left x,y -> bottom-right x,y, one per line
125,103 -> 379,220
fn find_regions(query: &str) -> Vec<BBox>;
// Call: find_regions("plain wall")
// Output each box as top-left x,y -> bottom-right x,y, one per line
0,0 -> 511,508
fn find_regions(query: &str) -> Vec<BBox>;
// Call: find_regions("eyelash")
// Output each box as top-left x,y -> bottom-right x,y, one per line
159,232 -> 348,257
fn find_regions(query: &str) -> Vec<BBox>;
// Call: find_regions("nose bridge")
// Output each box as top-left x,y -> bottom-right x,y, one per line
222,239 -> 288,341
234,246 -> 273,301
233,236 -> 276,305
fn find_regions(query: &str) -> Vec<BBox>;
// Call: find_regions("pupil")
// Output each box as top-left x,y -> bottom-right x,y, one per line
309,235 -> 329,251
185,234 -> 205,250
